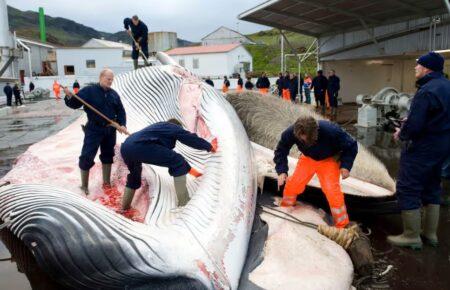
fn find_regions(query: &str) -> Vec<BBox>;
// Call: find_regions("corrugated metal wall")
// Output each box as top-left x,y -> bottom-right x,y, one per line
319,15 -> 450,60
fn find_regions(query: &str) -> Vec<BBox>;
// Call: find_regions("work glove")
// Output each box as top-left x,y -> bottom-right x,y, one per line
189,168 -> 203,178
210,138 -> 218,153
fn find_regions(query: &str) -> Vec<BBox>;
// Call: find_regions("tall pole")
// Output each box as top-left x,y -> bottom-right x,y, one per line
280,31 -> 284,72
39,7 -> 46,43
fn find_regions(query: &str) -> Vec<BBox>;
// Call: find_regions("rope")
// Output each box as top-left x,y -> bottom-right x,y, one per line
178,215 -> 231,290
260,204 -> 359,249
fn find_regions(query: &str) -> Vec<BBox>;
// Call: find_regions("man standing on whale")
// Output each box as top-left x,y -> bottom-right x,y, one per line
64,69 -> 128,194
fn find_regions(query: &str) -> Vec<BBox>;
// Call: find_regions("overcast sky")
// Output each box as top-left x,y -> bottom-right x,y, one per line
7,0 -> 271,41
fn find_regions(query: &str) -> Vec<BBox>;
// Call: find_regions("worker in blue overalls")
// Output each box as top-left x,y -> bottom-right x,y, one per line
64,69 -> 128,194
387,52 -> 450,249
124,15 -> 149,69
120,119 -> 218,210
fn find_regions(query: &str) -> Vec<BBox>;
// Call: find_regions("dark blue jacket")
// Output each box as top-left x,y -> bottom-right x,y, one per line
400,71 -> 450,142
123,18 -> 148,44
276,77 -> 283,90
328,75 -> 340,92
256,77 -> 270,89
238,78 -> 243,86
3,85 -> 12,96
274,120 -> 358,174
65,84 -> 126,128
281,76 -> 290,90
289,77 -> 298,92
311,75 -> 328,94
125,122 -> 212,152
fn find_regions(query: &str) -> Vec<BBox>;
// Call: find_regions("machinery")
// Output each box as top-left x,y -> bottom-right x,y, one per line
356,87 -> 412,128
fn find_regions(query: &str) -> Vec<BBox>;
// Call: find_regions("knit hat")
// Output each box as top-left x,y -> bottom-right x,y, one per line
417,52 -> 444,72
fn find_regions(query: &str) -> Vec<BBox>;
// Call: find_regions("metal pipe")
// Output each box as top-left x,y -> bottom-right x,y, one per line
16,39 -> 32,78
280,31 -> 284,72
445,0 -> 450,14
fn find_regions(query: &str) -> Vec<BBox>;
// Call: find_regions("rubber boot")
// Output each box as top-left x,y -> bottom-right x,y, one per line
121,187 -> 136,211
102,163 -> 112,186
80,169 -> 89,195
387,209 -> 423,250
442,179 -> 450,206
321,105 -> 326,116
174,175 -> 190,207
133,59 -> 138,70
422,204 -> 440,247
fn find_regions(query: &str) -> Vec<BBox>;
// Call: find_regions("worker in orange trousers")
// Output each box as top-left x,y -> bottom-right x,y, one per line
274,116 -> 358,228
53,80 -> 61,99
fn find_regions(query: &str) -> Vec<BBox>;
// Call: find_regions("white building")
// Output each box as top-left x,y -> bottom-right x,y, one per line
82,38 -> 133,57
16,37 -> 57,78
148,31 -> 178,53
166,44 -> 253,78
201,26 -> 255,46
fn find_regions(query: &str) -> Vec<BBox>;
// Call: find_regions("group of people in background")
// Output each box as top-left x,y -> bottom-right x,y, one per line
2,82 -> 23,107
215,70 -> 340,119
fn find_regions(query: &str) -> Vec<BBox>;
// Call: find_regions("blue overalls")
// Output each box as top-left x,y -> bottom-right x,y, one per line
65,84 -> 126,170
327,75 -> 340,108
120,122 -> 212,190
396,72 -> 450,209
124,18 -> 149,60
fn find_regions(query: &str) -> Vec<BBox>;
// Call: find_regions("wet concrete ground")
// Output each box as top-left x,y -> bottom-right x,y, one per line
0,102 -> 448,289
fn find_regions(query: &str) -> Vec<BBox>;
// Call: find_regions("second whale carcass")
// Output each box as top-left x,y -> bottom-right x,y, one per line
0,53 -> 256,289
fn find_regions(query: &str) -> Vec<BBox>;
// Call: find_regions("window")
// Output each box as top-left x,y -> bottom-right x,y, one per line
64,65 -> 75,75
179,59 -> 185,67
193,58 -> 199,69
86,60 -> 96,68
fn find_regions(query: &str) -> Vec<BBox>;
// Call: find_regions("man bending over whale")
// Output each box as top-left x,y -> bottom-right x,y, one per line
120,119 -> 218,210
274,116 -> 357,228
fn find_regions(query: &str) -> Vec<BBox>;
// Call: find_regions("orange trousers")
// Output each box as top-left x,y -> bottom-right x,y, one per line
237,85 -> 243,92
281,155 -> 349,228
222,85 -> 229,93
259,88 -> 269,94
282,89 -> 291,101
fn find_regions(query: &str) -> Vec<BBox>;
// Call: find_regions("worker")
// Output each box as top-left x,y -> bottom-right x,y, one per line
245,77 -> 254,90
304,73 -> 312,104
124,15 -> 149,69
29,81 -> 35,92
73,79 -> 80,94
281,72 -> 291,101
237,74 -> 243,92
387,52 -> 450,249
274,116 -> 357,228
327,70 -> 341,120
3,82 -> 13,106
289,73 -> 299,103
310,70 -> 328,114
275,72 -> 283,97
13,83 -> 23,106
53,80 -> 61,99
205,76 -> 214,87
256,72 -> 270,94
63,69 -> 128,194
222,76 -> 230,93
120,119 -> 218,210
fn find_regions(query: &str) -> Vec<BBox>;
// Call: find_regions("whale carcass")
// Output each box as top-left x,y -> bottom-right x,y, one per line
0,53 -> 256,289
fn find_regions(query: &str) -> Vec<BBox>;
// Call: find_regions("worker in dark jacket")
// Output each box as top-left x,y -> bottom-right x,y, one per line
327,70 -> 340,120
222,76 -> 230,93
120,119 -> 218,210
274,116 -> 357,228
124,15 -> 149,69
245,77 -> 254,90
289,74 -> 299,103
256,72 -> 270,94
29,81 -> 35,92
387,52 -> 450,249
13,83 -> 23,106
73,80 -> 80,94
3,83 -> 13,106
275,73 -> 283,97
281,72 -> 291,101
310,70 -> 328,114
237,74 -> 243,92
64,69 -> 128,194
205,76 -> 214,87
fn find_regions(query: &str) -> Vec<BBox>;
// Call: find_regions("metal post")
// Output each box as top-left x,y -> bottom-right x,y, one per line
39,7 -> 46,43
280,31 -> 284,72
445,0 -> 450,14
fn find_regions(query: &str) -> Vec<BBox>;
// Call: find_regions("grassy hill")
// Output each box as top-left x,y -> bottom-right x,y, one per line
245,29 -> 317,77
7,5 -> 193,47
